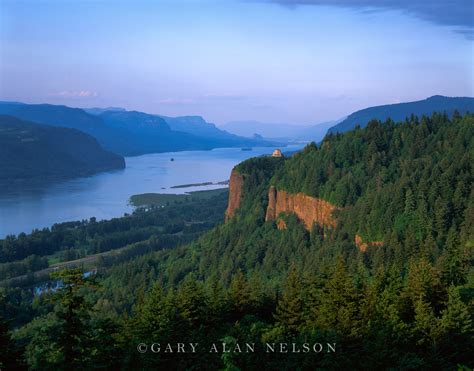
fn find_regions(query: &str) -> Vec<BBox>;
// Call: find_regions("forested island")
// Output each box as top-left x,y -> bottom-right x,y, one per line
129,188 -> 228,208
1,112 -> 472,369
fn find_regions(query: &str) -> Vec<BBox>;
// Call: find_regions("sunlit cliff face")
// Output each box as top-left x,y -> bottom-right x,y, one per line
225,170 -> 244,221
265,186 -> 338,229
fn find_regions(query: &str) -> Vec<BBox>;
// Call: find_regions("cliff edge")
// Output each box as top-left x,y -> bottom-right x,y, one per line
225,169 -> 244,221
265,186 -> 338,230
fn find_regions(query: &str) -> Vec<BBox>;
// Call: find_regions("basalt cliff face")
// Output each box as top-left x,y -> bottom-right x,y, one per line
265,186 -> 338,230
224,170 -> 244,221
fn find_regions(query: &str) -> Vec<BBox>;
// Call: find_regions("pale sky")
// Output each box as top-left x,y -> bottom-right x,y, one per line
0,0 -> 473,125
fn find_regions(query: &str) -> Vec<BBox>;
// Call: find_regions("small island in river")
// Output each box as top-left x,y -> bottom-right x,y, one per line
129,188 -> 228,208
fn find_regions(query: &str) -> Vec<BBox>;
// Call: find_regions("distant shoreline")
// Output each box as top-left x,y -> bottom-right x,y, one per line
170,180 -> 229,189
129,188 -> 228,208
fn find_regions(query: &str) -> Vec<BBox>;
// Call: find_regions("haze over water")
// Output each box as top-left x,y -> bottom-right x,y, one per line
0,146 -> 304,238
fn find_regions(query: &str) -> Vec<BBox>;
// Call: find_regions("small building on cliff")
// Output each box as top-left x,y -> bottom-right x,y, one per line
272,149 -> 283,157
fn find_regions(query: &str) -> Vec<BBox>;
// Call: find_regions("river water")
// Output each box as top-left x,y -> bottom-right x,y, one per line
0,145 -> 304,237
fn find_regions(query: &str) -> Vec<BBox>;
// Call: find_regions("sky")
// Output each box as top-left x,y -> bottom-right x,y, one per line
0,0 -> 473,125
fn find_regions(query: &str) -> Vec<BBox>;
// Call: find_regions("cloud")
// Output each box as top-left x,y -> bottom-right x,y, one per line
455,28 -> 474,40
158,94 -> 249,106
49,90 -> 99,98
202,93 -> 248,101
157,98 -> 197,105
264,0 -> 474,37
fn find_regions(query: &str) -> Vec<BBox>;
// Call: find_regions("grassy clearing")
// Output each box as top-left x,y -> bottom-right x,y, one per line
129,188 -> 228,208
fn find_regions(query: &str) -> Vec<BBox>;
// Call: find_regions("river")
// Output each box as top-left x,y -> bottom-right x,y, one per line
0,145 -> 305,237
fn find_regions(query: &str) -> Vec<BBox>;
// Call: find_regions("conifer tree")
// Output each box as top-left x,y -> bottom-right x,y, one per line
51,268 -> 96,367
175,275 -> 207,328
440,227 -> 467,286
437,286 -> 474,367
316,257 -> 360,336
229,270 -> 251,317
274,264 -> 304,333
0,294 -> 19,369
136,282 -> 173,338
206,276 -> 230,323
412,297 -> 441,347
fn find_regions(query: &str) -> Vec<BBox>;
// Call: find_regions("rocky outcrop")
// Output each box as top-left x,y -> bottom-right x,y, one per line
354,234 -> 384,252
226,181 -> 383,250
225,170 -> 244,221
277,219 -> 287,230
265,187 -> 338,230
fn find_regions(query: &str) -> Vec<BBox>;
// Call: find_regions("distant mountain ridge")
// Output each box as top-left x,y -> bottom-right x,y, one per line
84,107 -> 126,115
98,110 -> 220,155
329,95 -> 474,134
0,102 -> 279,156
221,119 -> 341,142
159,115 -> 237,140
0,115 -> 125,185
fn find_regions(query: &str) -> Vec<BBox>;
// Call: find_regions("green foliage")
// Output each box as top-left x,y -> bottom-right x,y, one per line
0,189 -> 228,282
273,113 -> 473,245
274,264 -> 304,333
129,188 -> 227,208
4,113 -> 474,369
0,293 -> 20,368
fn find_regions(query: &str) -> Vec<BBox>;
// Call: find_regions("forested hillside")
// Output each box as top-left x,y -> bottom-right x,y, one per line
329,95 -> 474,133
1,113 -> 472,370
272,111 -> 473,244
0,115 -> 125,185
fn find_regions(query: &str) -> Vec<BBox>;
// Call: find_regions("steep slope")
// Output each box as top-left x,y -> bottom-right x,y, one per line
265,187 -> 338,230
271,112 -> 474,244
224,169 -> 246,221
98,110 -> 208,155
329,95 -> 474,133
159,115 -> 232,139
6,112 -> 473,370
164,115 -> 282,146
154,111 -> 473,284
0,115 -> 125,184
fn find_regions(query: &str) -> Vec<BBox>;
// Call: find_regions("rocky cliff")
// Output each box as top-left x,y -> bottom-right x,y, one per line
354,234 -> 384,252
224,170 -> 244,221
265,186 -> 338,230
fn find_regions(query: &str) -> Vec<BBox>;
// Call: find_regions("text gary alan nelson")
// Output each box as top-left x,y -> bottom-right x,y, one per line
136,342 -> 336,354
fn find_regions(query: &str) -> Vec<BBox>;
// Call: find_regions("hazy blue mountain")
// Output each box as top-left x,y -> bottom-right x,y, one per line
295,120 -> 343,141
84,107 -> 126,115
328,95 -> 474,134
0,101 -> 118,148
0,102 -> 106,134
160,115 -> 232,138
221,120 -> 307,138
221,119 -> 342,142
0,115 -> 125,185
98,110 -> 212,155
0,102 -> 279,156
159,115 -> 278,148
100,111 -> 278,155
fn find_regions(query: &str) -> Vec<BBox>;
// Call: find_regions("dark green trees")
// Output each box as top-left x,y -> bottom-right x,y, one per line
5,112 -> 474,369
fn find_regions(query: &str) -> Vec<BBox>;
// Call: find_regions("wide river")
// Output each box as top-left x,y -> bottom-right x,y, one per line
0,145 -> 304,238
